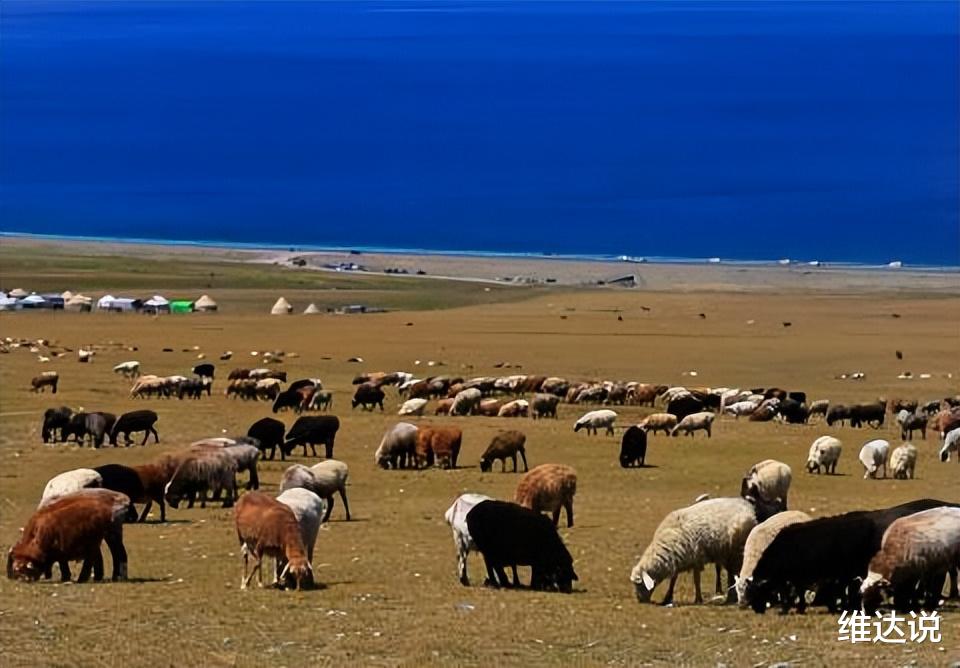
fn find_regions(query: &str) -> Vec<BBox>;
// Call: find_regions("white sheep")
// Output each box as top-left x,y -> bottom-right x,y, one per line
113,361 -> 141,378
735,510 -> 811,606
450,388 -> 482,416
723,400 -> 759,418
806,436 -> 842,474
443,493 -> 493,586
276,487 -> 326,568
39,468 -> 103,507
278,460 -> 350,522
939,428 -> 960,463
670,411 -> 716,438
660,387 -> 691,404
375,422 -> 419,469
890,443 -> 918,479
740,459 -> 791,509
639,413 -> 677,436
573,409 -> 617,436
398,398 -> 428,417
630,497 -> 766,605
859,439 -> 890,479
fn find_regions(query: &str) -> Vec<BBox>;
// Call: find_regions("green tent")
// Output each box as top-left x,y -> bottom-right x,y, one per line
170,300 -> 194,314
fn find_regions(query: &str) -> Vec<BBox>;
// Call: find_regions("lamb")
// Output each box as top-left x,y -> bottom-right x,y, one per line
806,436 -> 842,474
859,439 -> 890,479
940,428 -> 960,463
7,489 -> 130,583
480,430 -> 528,472
889,443 -> 918,480
398,398 -> 428,417
860,507 -> 960,613
531,393 -> 560,419
247,417 -> 286,461
735,510 -> 812,607
444,492 -> 493,585
164,448 -> 238,510
514,463 -> 577,527
897,410 -> 928,440
375,422 -> 419,469
631,496 -> 777,605
275,488 -> 325,581
109,410 -> 159,446
740,459 -> 791,510
282,415 -> 340,459
278,460 -> 350,522
450,387 -> 482,416
30,371 -> 59,393
40,468 -> 103,507
113,361 -> 141,379
235,492 -> 312,590
619,425 -> 648,468
414,425 -> 463,469
573,409 -> 617,436
670,411 -> 716,438
639,413 -> 678,436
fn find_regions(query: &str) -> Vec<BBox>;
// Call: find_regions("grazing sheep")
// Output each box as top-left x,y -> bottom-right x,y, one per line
631,496 -> 778,605
434,398 -> 454,415
859,439 -> 890,479
278,460 -> 350,522
247,417 -> 286,461
451,388 -> 482,416
41,406 -> 73,443
573,409 -> 617,436
890,443 -> 918,480
7,489 -> 130,583
740,460 -> 791,510
807,399 -> 830,420
235,492 -> 312,590
723,400 -> 759,418
398,398 -> 428,417
860,507 -> 960,613
665,395 -> 704,421
476,398 -> 503,417
497,399 -> 528,418
92,464 -> 147,521
191,439 -> 261,491
735,510 -> 812,607
282,416 -> 340,459
897,410 -> 928,440
129,455 -> 181,523
639,413 -> 678,436
40,469 -> 103,507
940,428 -> 960,463
826,404 -> 851,427
113,361 -> 141,379
467,500 -> 578,592
30,371 -> 59,394
933,408 -> 960,438
619,425 -> 648,468
670,411 -> 716,438
480,430 -> 528,473
514,463 -> 577,528
306,389 -> 333,412
352,383 -> 385,411
531,393 -> 560,419
275,488 -> 325,579
849,400 -> 886,428
414,425 -> 462,469
444,492 -> 493,585
110,410 -> 159,446
806,436 -> 842,474
164,449 -> 238,510
375,422 -> 419,469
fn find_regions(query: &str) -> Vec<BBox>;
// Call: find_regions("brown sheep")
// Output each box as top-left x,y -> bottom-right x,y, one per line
887,398 -> 918,414
477,398 -> 503,417
414,425 -> 462,469
480,430 -> 528,473
933,408 -> 960,438
515,463 -> 577,528
30,371 -> 59,394
234,492 -> 312,590
131,455 -> 181,522
434,398 -> 454,415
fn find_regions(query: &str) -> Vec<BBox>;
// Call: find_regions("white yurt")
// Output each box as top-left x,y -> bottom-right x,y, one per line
270,297 -> 293,315
8,288 -> 28,299
303,303 -> 321,315
194,294 -> 218,312
65,294 -> 93,312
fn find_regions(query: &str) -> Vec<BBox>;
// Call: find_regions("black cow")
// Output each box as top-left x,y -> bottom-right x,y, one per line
110,410 -> 160,446
282,416 -> 340,458
619,426 -> 648,468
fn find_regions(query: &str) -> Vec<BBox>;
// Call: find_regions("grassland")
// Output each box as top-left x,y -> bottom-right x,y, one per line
1,244 -> 959,667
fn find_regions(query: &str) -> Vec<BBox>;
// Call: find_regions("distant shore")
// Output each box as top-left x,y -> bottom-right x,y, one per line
2,232 -> 959,294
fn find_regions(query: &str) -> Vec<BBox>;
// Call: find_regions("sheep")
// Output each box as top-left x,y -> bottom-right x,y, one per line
451,387 -> 482,416
191,439 -> 261,491
826,404 -> 851,427
164,449 -> 238,510
531,393 -> 560,419
30,371 -> 59,393
7,489 -> 130,583
890,443 -> 918,480
235,492 -> 312,590
514,463 -> 577,528
476,398 -> 503,416
497,399 -> 528,418
275,488 -> 325,582
933,408 -> 960,438
629,383 -> 665,407
434,398 -> 454,415
375,422 -> 419,469
109,410 -> 159,446
723,400 -> 759,418
748,399 -> 779,422
75,412 -> 116,448
129,455 -> 181,522
887,398 -> 919,415
573,409 -> 617,436
306,389 -> 333,412
740,460 -> 791,510
480,430 -> 528,472
444,493 -> 493,585
666,395 -> 704,421
859,439 -> 890,479
255,378 -> 282,401
897,410 -> 928,440
352,383 -> 385,411
192,363 -> 215,379
92,464 -> 147,521
247,417 -> 286,461
670,411 -> 716,438
40,469 -> 103,507
639,413 -> 677,436
849,400 -> 885,428
806,436 -> 842,474
807,399 -> 830,420
466,500 -> 578,592
113,361 -> 141,379
777,399 -> 809,424
940,428 -> 960,462
735,510 -> 812,607
41,406 -> 73,443
398,398 -> 428,417
414,425 -> 462,469
282,416 -> 340,459
278,460 -> 350,522
860,507 -> 960,613
631,496 -> 778,605
619,425 -> 648,468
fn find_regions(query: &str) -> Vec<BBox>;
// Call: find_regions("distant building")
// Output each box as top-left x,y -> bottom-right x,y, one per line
606,274 -> 638,288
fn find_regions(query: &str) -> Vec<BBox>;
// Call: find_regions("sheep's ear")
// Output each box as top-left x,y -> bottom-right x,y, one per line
733,574 -> 740,584
641,571 -> 655,590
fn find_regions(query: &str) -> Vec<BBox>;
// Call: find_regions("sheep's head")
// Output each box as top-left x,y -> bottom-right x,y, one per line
7,548 -> 43,581
630,568 -> 656,603
860,573 -> 888,615
479,457 -> 493,473
744,577 -> 772,614
164,481 -> 183,509
806,458 -> 819,473
280,558 -> 313,590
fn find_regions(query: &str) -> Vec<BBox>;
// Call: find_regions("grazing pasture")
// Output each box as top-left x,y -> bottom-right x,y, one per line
1,256 -> 959,666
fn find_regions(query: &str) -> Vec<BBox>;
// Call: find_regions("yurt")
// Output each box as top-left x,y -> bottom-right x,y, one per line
40,293 -> 65,309
270,297 -> 293,315
303,303 -> 321,315
18,294 -> 47,309
97,295 -> 116,311
0,296 -> 20,311
61,290 -> 74,300
65,294 -> 93,312
170,300 -> 194,314
194,294 -> 218,312
143,295 -> 171,314
8,288 -> 28,299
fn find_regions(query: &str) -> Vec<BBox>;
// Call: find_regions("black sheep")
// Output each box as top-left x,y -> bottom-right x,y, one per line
272,388 -> 304,414
666,396 -> 704,421
825,404 -> 850,427
788,391 -> 807,405
41,407 -> 73,443
466,500 -> 578,593
849,401 -> 885,428
352,383 -> 385,411
110,410 -> 160,446
778,399 -> 809,424
746,498 -> 959,614
282,415 -> 340,458
192,363 -> 215,379
93,464 -> 145,521
619,425 -> 648,468
247,417 -> 286,460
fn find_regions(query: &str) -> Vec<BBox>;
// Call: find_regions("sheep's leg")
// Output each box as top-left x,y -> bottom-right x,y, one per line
725,565 -> 737,604
58,560 -> 71,582
511,565 -> 520,587
456,539 -> 470,586
519,449 -> 529,472
338,488 -> 350,521
948,568 -> 959,599
551,508 -> 561,527
661,575 -> 677,605
715,564 -> 723,595
324,442 -> 334,459
564,500 -> 574,528
106,529 -> 127,581
92,549 -> 105,581
138,500 -> 153,522
693,569 -> 703,604
323,496 -> 335,523
481,556 -> 499,588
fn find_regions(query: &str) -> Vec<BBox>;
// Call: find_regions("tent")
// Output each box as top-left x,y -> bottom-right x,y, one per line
65,294 -> 92,312
194,294 -> 218,312
61,290 -> 74,300
170,300 -> 194,314
40,294 -> 65,309
97,295 -> 116,311
8,288 -> 28,299
143,295 -> 171,314
0,296 -> 20,311
18,294 -> 47,309
98,296 -> 141,312
270,297 -> 293,315
303,303 -> 321,314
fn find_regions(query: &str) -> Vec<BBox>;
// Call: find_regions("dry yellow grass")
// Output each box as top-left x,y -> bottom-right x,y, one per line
1,255 -> 959,667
